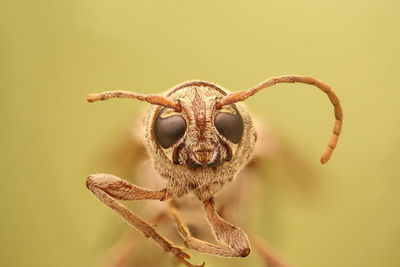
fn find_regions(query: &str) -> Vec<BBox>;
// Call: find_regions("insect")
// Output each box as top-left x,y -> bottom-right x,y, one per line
86,75 -> 343,267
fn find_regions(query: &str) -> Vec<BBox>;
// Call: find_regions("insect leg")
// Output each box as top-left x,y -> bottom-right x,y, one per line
86,173 -> 203,267
169,199 -> 250,258
248,234 -> 294,267
98,212 -> 169,267
213,189 -> 294,267
203,198 -> 251,256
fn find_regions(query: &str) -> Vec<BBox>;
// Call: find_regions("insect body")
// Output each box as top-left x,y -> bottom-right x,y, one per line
86,76 -> 343,267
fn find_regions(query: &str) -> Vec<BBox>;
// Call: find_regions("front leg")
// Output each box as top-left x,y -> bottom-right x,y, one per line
169,197 -> 250,258
86,173 -> 203,267
203,197 -> 251,257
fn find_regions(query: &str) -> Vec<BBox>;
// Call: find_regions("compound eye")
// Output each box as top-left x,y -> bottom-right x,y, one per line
154,108 -> 186,148
214,105 -> 244,144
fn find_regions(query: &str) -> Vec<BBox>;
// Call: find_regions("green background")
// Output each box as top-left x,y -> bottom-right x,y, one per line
1,1 -> 399,266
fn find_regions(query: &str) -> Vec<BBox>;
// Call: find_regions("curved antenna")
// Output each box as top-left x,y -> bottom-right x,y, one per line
86,90 -> 181,111
216,75 -> 343,164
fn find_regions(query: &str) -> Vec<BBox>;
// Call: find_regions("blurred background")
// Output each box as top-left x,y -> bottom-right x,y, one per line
1,0 -> 399,266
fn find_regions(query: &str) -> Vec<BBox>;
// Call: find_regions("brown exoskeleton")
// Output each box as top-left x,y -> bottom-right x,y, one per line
86,76 -> 343,267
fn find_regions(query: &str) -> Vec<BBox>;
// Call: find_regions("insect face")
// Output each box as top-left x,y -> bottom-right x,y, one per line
153,85 -> 248,173
140,81 -> 256,199
152,84 -> 246,170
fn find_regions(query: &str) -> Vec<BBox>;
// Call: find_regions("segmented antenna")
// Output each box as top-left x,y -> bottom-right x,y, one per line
86,90 -> 181,111
216,75 -> 343,164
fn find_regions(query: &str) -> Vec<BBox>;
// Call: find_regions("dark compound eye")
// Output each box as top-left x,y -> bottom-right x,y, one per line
154,108 -> 187,148
214,105 -> 244,144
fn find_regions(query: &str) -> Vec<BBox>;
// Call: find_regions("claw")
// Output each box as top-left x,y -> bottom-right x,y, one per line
170,246 -> 205,267
178,250 -> 191,259
179,257 -> 205,267
170,246 -> 191,259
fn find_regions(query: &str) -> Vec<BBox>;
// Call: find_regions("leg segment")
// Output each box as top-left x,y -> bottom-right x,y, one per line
249,234 -> 293,267
203,198 -> 251,257
212,192 -> 293,267
98,212 -> 169,267
169,198 -> 250,258
86,173 -> 202,267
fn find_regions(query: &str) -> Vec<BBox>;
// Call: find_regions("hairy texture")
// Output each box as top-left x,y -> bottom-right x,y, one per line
143,81 -> 257,201
192,89 -> 207,141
